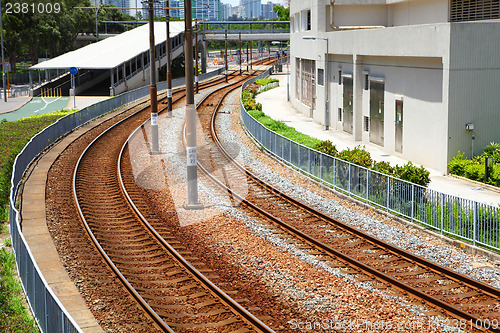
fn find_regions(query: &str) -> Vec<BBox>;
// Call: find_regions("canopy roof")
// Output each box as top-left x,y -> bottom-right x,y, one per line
31,22 -> 185,70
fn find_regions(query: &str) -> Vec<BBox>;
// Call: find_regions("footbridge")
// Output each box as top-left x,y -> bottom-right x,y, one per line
200,21 -> 289,42
30,22 -> 205,96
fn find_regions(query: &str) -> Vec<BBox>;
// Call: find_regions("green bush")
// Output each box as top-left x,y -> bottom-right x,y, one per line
255,78 -> 279,86
313,140 -> 338,157
245,83 -> 260,98
372,161 -> 395,176
337,145 -> 373,168
482,142 -> 500,164
488,164 -> 500,187
448,151 -> 472,177
394,162 -> 431,186
464,163 -> 485,182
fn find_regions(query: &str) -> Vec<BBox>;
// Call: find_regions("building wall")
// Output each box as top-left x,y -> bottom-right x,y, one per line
388,0 -> 449,26
447,21 -> 500,161
291,0 -> 454,173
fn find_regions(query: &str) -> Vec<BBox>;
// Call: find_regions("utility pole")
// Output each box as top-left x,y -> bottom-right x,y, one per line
165,0 -> 173,115
148,0 -> 159,152
195,19 -> 199,94
184,0 -> 202,209
224,29 -> 228,82
94,0 -> 100,42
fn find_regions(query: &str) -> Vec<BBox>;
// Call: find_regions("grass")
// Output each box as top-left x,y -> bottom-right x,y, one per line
0,109 -> 75,333
247,110 -> 322,149
0,245 -> 38,332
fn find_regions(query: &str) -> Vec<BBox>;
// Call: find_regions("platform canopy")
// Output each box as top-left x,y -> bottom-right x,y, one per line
31,22 -> 185,70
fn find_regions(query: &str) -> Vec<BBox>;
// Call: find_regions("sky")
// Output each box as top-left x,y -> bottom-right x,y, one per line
220,0 -> 286,6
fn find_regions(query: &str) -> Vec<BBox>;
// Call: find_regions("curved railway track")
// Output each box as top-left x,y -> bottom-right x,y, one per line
44,64 -> 277,332
71,69 -> 278,331
191,76 -> 500,332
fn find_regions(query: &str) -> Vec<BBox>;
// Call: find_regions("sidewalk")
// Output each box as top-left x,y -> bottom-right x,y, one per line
255,72 -> 500,206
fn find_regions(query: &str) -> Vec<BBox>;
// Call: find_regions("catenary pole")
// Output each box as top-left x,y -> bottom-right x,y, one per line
148,0 -> 159,152
165,0 -> 173,115
224,29 -> 228,82
184,0 -> 201,208
195,19 -> 199,94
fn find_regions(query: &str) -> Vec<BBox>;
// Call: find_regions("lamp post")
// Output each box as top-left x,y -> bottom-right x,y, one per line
287,43 -> 290,102
303,36 -> 329,130
0,0 -> 6,101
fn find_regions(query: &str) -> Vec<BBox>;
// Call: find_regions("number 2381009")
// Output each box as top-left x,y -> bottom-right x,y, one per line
6,2 -> 61,14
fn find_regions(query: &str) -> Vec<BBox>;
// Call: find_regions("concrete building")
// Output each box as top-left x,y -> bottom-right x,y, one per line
178,0 -> 220,20
141,0 -> 165,18
242,0 -> 261,18
290,0 -> 500,174
102,0 -> 130,15
231,5 -> 246,19
220,3 -> 232,20
262,1 -> 278,19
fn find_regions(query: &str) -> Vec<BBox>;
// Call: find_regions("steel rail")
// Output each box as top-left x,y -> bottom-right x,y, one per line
201,85 -> 500,332
73,103 -> 174,332
69,71 -> 245,332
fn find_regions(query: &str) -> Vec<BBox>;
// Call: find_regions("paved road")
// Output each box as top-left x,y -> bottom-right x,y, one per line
1,97 -> 70,122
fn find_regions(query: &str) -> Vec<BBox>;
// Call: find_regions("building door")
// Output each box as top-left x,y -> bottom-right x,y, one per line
395,99 -> 403,153
342,77 -> 353,134
369,81 -> 384,146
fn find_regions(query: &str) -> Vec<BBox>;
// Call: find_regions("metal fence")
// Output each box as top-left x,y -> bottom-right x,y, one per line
240,72 -> 500,253
8,69 -> 228,332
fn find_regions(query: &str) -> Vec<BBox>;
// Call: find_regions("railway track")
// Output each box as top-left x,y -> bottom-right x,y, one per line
45,66 -> 278,332
192,75 -> 500,332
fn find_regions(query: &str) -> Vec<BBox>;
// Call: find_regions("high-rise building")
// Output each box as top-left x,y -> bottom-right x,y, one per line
101,0 -> 131,16
242,0 -> 260,19
168,0 -> 182,19
220,3 -> 232,20
231,5 -> 246,19
178,0 -> 220,21
141,0 -> 165,19
262,2 -> 278,20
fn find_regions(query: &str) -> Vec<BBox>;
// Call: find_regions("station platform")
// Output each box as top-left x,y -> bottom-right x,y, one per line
255,71 -> 500,207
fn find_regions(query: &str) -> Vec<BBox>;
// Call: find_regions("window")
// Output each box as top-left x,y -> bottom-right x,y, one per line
338,70 -> 342,85
338,108 -> 342,122
307,10 -> 311,30
364,116 -> 369,132
364,74 -> 369,90
318,68 -> 324,86
450,0 -> 500,22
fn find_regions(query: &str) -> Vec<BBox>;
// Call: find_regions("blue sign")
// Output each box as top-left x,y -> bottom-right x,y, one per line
69,67 -> 78,75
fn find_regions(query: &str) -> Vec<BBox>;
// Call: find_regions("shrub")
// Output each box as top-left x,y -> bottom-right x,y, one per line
313,140 -> 337,157
372,161 -> 395,176
463,163 -> 485,182
448,151 -> 472,177
245,83 -> 260,97
337,145 -> 373,168
488,164 -> 500,187
482,142 -> 500,164
255,78 -> 279,86
394,162 -> 431,187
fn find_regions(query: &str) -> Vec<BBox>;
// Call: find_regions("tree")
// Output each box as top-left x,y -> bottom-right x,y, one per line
274,5 -> 289,21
